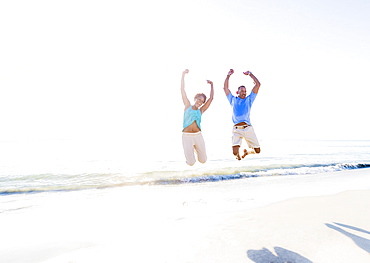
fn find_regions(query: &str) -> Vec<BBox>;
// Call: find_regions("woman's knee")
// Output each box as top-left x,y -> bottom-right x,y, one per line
198,156 -> 207,164
254,148 -> 261,154
185,153 -> 196,166
186,159 -> 196,166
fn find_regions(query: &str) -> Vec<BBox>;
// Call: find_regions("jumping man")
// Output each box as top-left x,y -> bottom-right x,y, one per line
223,69 -> 261,160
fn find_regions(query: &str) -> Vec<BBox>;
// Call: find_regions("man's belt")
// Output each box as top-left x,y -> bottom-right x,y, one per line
234,124 -> 249,129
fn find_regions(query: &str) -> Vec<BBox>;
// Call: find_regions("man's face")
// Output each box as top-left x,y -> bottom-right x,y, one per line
238,87 -> 247,99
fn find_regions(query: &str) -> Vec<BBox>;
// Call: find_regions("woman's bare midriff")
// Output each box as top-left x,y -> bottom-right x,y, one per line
183,121 -> 201,133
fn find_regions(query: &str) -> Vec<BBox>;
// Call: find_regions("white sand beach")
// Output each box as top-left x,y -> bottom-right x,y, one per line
1,168 -> 370,263
193,190 -> 370,263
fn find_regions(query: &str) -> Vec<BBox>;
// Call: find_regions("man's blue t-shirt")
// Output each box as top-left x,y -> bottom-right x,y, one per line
227,92 -> 257,125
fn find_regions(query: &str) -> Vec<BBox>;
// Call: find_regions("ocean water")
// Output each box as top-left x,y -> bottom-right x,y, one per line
1,139 -> 369,195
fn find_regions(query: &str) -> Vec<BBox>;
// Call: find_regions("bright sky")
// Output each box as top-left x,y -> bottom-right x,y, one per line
1,0 -> 370,148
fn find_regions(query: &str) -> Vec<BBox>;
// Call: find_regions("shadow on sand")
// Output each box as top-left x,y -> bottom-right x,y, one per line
247,247 -> 312,263
326,222 -> 370,254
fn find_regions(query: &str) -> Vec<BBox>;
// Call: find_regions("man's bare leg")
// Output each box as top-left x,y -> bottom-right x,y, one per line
233,146 -> 241,160
242,149 -> 248,158
242,148 -> 261,158
234,146 -> 261,160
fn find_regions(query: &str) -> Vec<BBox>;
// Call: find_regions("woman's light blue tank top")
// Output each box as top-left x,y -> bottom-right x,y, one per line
183,106 -> 202,130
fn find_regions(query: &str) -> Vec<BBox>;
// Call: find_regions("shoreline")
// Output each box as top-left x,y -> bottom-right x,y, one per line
1,168 -> 370,263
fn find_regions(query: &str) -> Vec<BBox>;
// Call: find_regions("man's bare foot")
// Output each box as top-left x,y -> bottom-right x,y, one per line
235,153 -> 241,160
242,149 -> 248,158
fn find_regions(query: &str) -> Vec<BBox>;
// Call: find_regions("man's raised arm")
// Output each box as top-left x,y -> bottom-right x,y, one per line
244,71 -> 261,94
223,69 -> 234,96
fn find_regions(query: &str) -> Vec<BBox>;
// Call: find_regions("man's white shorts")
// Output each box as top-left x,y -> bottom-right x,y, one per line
182,132 -> 207,166
232,126 -> 260,148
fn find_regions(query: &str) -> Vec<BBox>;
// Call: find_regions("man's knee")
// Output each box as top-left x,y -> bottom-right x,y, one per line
254,148 -> 261,154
